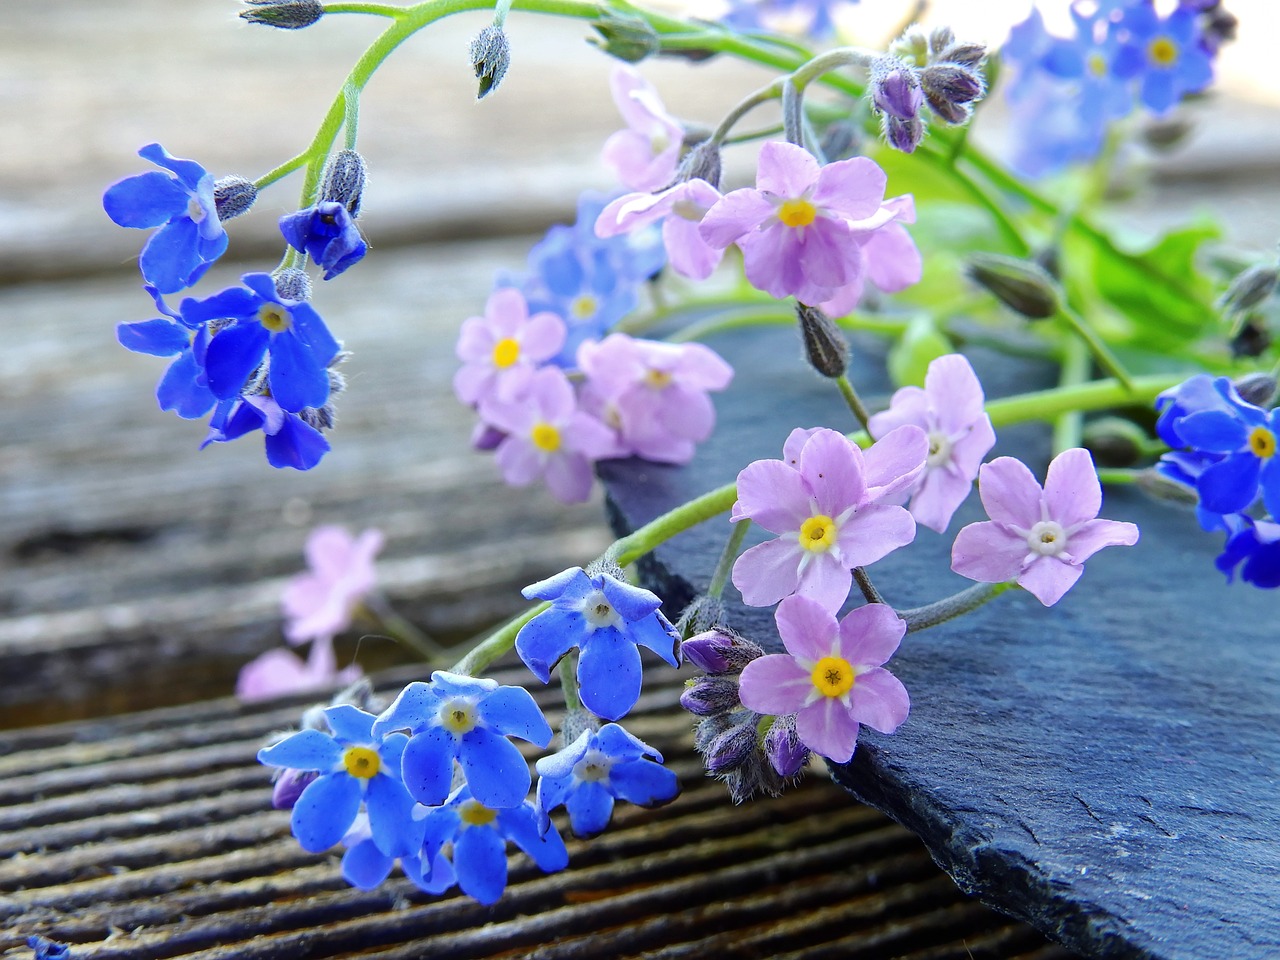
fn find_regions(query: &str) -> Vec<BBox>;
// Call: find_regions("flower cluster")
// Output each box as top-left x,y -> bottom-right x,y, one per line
1156,374 -> 1280,587
1000,0 -> 1233,176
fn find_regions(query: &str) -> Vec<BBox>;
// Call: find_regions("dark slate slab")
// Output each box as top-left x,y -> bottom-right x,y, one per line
599,323 -> 1280,960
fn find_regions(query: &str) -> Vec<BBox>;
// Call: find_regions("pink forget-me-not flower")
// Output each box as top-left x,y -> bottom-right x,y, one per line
738,595 -> 910,764
602,65 -> 684,192
951,448 -> 1139,606
731,425 -> 928,612
454,287 -> 566,408
595,179 -> 726,281
817,194 -> 922,318
868,354 -> 995,533
282,526 -> 384,644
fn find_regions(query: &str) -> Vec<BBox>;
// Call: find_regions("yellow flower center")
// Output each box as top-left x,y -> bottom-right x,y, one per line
1249,426 -> 1276,459
778,199 -> 817,229
258,303 -> 292,333
1087,52 -> 1108,77
643,368 -> 673,390
811,656 -> 855,698
531,422 -> 561,453
492,337 -> 520,368
439,698 -> 478,736
570,294 -> 599,320
1148,37 -> 1178,67
459,799 -> 498,826
342,746 -> 381,779
798,514 -> 837,552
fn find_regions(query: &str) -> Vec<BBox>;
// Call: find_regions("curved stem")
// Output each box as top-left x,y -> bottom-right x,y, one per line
323,2 -> 409,15
901,581 -> 1014,633
707,519 -> 750,600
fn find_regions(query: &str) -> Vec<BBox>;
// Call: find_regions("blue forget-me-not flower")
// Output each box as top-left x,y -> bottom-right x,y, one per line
279,201 -> 368,280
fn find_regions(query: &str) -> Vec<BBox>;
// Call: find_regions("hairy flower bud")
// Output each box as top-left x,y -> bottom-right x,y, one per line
704,717 -> 758,773
920,63 -> 985,125
240,0 -> 323,29
273,267 -> 312,302
1083,416 -> 1148,468
213,176 -> 257,221
764,715 -> 809,778
680,675 -> 742,717
966,253 -> 1061,320
674,140 -> 723,190
869,57 -> 922,121
1233,372 -> 1278,408
928,25 -> 956,58
1136,468 -> 1201,507
271,768 -> 318,809
589,8 -> 661,64
938,41 -> 987,69
797,304 -> 850,378
320,149 -> 367,217
1219,262 -> 1278,316
558,707 -> 600,749
883,114 -> 925,153
470,24 -> 511,100
1231,321 -> 1271,360
682,628 -> 764,674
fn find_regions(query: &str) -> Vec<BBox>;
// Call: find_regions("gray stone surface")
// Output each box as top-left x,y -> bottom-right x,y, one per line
601,324 -> 1280,960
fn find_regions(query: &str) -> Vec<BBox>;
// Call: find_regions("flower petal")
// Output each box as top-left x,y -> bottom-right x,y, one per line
738,653 -> 814,716
795,698 -> 861,764
291,773 -> 361,852
460,727 -> 532,808
848,668 -> 910,733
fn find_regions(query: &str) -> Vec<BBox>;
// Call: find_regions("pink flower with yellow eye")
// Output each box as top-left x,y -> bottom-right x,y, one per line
454,288 -> 566,407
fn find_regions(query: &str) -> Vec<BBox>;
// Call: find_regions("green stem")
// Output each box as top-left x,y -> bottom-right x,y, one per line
983,373 -> 1180,429
253,153 -> 310,191
341,82 -> 361,150
323,2 -> 408,15
1056,303 -> 1134,392
853,566 -> 884,605
559,654 -> 582,712
900,582 -> 1014,634
1053,337 -> 1089,454
835,374 -> 872,432
707,519 -> 751,600
358,594 -> 449,664
450,601 -> 547,677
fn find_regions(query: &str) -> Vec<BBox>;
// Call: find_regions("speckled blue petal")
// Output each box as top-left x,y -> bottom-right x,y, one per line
565,781 -> 615,838
341,837 -> 394,890
1198,453 -> 1261,515
534,773 -> 574,834
627,610 -> 680,666
138,142 -> 207,191
118,318 -> 190,357
242,272 -> 280,301
1179,410 -> 1251,453
455,824 -> 508,904
596,723 -> 661,763
1259,458 -> 1280,521
419,803 -> 462,861
578,630 -> 642,722
374,681 -> 445,737
521,566 -> 592,602
140,217 -> 205,294
264,418 -> 329,471
291,772 -> 361,852
325,705 -> 376,744
477,685 -> 552,746
288,301 -> 341,362
430,671 -> 498,699
535,729 -> 592,780
459,727 -> 531,809
103,171 -> 189,228
400,728 -> 458,806
268,327 -> 330,413
405,849 -> 457,895
157,352 -> 217,420
367,773 -> 423,858
598,575 -> 661,621
257,728 -> 341,771
180,286 -> 259,326
499,803 -> 569,872
379,732 -> 409,772
609,756 -> 679,807
515,608 -> 583,683
204,322 -> 269,400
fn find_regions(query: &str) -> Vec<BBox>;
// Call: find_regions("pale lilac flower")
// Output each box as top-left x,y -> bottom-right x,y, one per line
818,195 -> 922,317
731,426 -> 928,612
596,179 -> 725,281
868,354 -> 996,533
577,333 -> 733,464
236,636 -> 362,702
479,366 -> 619,503
699,141 -> 890,306
454,288 -> 566,406
738,596 -> 910,764
601,66 -> 684,192
951,448 -> 1140,605
283,526 -> 385,644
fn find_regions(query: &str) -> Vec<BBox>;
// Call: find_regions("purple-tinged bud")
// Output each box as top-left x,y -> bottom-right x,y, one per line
320,149 -> 367,217
213,176 -> 257,222
797,303 -> 849,377
271,768 -> 318,809
922,63 -> 984,105
869,57 -> 922,120
273,267 -> 312,303
928,25 -> 955,58
1135,467 -> 1201,507
938,41 -> 987,69
1233,372 -> 1277,408
764,715 -> 810,778
240,0 -> 323,29
883,114 -> 925,153
704,719 -> 758,773
1219,262 -> 1278,316
680,676 -> 742,717
470,24 -> 511,100
1201,7 -> 1237,53
682,627 -> 764,674
471,421 -> 506,451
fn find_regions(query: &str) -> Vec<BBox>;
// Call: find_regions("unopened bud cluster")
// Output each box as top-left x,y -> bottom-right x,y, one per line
869,24 -> 987,153
680,628 -> 811,801
469,24 -> 511,100
796,304 -> 850,378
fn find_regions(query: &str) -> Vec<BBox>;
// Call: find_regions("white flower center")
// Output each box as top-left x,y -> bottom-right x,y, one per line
581,589 -> 622,630
1026,520 -> 1068,557
572,748 -> 614,783
926,430 -> 952,469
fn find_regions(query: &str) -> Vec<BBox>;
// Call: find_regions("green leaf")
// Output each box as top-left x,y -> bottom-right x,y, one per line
888,316 -> 954,387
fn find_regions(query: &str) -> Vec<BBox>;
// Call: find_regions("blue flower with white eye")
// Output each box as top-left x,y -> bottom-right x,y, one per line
103,143 -> 229,294
201,395 -> 331,471
116,284 -> 217,420
535,723 -> 679,838
279,201 -> 367,280
516,567 -> 680,722
372,672 -> 552,809
417,785 -> 569,905
257,704 -> 422,857
181,272 -> 340,412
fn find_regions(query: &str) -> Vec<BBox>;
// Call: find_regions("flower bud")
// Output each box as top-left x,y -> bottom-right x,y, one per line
928,26 -> 956,58
883,114 -> 925,153
682,627 -> 764,674
1082,416 -> 1148,468
213,176 -> 257,221
966,253 -> 1060,320
1136,467 -> 1201,507
938,41 -> 987,69
273,267 -> 312,302
469,24 -> 511,100
796,304 -> 849,378
1231,320 -> 1271,360
271,768 -> 317,809
704,718 -> 758,773
764,715 -> 809,778
1219,262 -> 1278,316
921,62 -> 985,124
589,8 -> 661,64
674,140 -> 723,191
680,676 -> 742,716
320,149 -> 367,217
240,0 -> 323,29
869,57 -> 922,120
1233,372 -> 1278,408
558,707 -> 600,749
